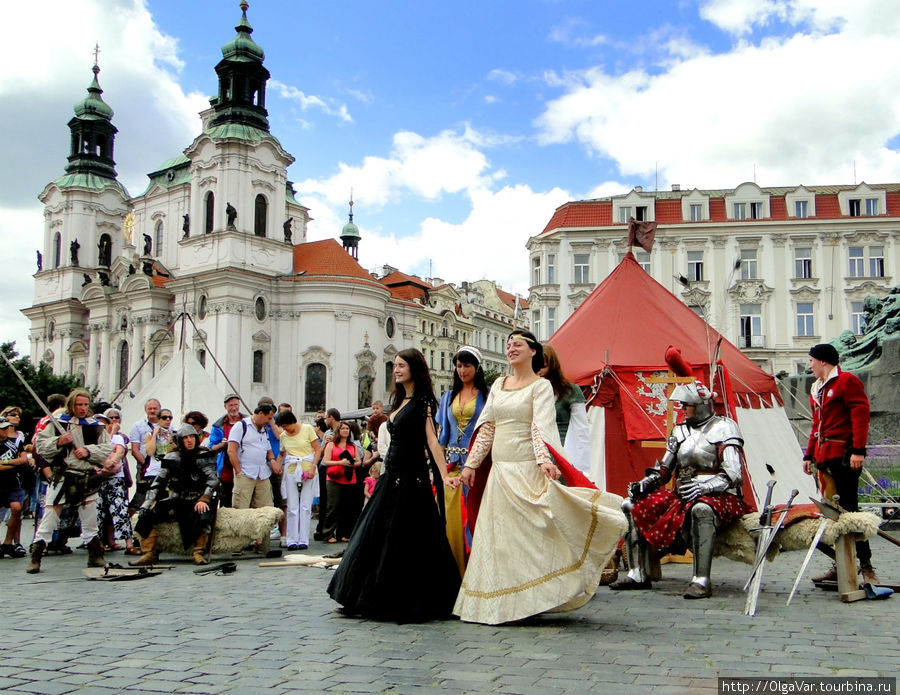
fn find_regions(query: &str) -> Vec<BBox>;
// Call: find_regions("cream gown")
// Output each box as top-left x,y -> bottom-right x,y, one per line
453,377 -> 626,625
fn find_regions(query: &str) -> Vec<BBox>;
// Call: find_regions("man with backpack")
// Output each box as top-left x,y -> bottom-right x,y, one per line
227,402 -> 280,511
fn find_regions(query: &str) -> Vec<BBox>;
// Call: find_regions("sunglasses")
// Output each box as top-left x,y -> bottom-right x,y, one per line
108,415 -> 120,420
159,415 -> 173,420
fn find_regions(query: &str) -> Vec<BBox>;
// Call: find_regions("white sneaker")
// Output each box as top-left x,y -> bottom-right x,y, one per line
280,538 -> 288,548
269,527 -> 281,541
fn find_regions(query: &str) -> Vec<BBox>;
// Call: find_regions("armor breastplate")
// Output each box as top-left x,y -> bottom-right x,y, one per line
676,428 -> 720,473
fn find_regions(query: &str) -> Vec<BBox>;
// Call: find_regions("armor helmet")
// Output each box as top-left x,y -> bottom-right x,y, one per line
174,424 -> 199,450
669,382 -> 715,426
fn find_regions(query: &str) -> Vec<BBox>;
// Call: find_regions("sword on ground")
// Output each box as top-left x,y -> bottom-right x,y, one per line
744,487 -> 799,616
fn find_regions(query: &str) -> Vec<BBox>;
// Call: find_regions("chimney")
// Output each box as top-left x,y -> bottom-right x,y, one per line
671,184 -> 681,191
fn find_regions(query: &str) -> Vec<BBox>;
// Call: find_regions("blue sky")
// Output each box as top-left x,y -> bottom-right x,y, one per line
2,0 -> 900,356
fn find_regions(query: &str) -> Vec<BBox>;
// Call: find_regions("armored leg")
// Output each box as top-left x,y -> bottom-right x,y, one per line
610,498 -> 652,590
684,502 -> 718,599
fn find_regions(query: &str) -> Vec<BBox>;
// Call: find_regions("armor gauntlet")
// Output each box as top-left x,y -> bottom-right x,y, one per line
629,471 -> 662,500
678,474 -> 729,502
464,423 -> 495,470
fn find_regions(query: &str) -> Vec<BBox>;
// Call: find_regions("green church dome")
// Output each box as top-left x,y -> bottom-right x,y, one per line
221,1 -> 265,63
73,65 -> 114,121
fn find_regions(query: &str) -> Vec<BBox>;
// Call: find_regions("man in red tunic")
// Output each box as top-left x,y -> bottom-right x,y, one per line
803,343 -> 877,584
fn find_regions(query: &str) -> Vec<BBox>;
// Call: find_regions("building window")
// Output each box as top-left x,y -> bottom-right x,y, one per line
440,352 -> 446,371
689,204 -> 703,222
441,321 -> 449,338
635,251 -> 651,272
384,361 -> 393,392
254,194 -> 267,237
548,307 -> 556,336
849,199 -> 861,217
430,350 -> 435,369
687,251 -> 704,282
618,206 -> 632,224
851,302 -> 866,335
197,295 -> 208,320
749,202 -> 763,220
733,203 -> 746,220
532,311 -> 540,340
547,254 -> 555,284
740,249 -> 758,280
252,350 -> 264,383
118,340 -> 130,390
304,363 -> 326,412
848,247 -> 864,277
421,321 -> 426,334
739,304 -> 763,348
573,254 -> 590,284
198,349 -> 206,368
794,200 -> 808,218
255,297 -> 266,321
154,220 -> 163,257
635,206 -> 648,221
794,248 -> 812,279
865,198 -> 879,216
385,316 -> 395,338
532,257 -> 541,286
47,320 -> 55,342
870,246 -> 884,277
205,191 -> 215,233
796,302 -> 814,337
53,233 -> 62,268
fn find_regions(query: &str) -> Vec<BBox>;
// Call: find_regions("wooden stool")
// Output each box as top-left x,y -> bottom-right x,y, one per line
835,532 -> 866,603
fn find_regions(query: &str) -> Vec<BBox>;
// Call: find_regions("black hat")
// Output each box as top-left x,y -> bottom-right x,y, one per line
809,343 -> 839,365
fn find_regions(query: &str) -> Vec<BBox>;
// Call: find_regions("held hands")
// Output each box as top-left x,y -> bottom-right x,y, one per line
460,466 -> 477,488
443,476 -> 460,490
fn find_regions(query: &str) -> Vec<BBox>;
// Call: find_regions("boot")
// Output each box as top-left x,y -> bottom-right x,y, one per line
129,529 -> 159,566
860,564 -> 880,585
192,534 -> 210,565
811,563 -> 838,582
86,536 -> 107,568
26,540 -> 45,574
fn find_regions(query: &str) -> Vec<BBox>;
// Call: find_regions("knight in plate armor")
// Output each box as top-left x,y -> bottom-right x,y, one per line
132,425 -> 219,566
611,381 -> 750,598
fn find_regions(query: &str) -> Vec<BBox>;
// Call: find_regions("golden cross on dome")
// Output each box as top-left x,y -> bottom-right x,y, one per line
93,42 -> 101,67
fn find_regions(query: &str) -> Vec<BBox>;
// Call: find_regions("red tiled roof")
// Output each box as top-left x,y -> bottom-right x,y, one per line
387,284 -> 427,302
496,287 -> 528,310
655,199 -> 682,224
708,198 -> 726,222
886,192 -> 900,215
380,270 -> 431,302
292,239 -> 373,280
769,196 -> 787,220
541,201 -> 612,234
814,194 -> 841,219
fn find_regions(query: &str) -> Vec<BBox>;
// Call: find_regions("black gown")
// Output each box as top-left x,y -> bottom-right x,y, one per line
327,396 -> 462,621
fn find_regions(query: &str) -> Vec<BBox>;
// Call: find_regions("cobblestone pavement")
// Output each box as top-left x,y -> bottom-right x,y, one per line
1,529 -> 897,695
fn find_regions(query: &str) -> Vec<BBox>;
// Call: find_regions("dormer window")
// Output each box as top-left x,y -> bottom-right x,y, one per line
849,199 -> 861,217
749,202 -> 763,220
865,198 -> 879,215
794,200 -> 808,218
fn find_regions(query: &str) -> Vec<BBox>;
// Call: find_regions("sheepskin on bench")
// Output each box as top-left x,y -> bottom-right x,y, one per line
133,506 -> 284,556
713,510 -> 881,565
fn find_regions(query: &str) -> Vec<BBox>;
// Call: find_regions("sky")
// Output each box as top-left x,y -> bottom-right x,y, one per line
3,0 -> 900,358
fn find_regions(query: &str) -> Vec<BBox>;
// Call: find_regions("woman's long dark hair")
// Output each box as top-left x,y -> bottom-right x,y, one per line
541,344 -> 576,400
449,349 -> 490,401
507,329 -> 544,373
390,348 -> 438,414
333,421 -> 352,448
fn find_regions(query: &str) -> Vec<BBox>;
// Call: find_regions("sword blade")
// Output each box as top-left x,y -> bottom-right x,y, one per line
786,517 -> 829,606
744,527 -> 772,616
742,489 -> 799,591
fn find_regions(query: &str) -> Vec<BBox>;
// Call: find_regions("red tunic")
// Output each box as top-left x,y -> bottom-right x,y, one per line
631,489 -> 749,550
804,367 -> 870,464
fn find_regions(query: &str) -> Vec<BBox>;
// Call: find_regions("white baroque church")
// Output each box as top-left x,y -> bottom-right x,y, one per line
23,4 -> 419,413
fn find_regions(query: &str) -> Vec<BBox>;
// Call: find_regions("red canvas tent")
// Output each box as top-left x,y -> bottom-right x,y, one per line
548,252 -> 815,510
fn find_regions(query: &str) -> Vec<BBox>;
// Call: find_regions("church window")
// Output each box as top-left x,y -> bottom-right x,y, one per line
385,361 -> 393,392
154,220 -> 164,257
118,340 -> 130,390
252,350 -> 265,383
198,349 -> 207,368
98,233 -> 112,267
254,194 -> 267,238
47,320 -> 55,342
385,316 -> 395,338
305,363 -> 327,412
255,297 -> 267,321
197,295 -> 208,320
205,191 -> 215,233
53,233 -> 62,268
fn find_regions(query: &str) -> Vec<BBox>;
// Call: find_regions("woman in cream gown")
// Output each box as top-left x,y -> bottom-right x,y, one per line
454,330 -> 626,625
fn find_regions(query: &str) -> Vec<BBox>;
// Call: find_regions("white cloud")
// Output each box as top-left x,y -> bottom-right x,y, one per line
699,0 -> 787,35
548,17 -> 608,48
353,185 -> 571,295
487,69 -> 518,85
536,11 -> 900,188
269,79 -> 354,123
700,0 -> 900,37
1,0 -> 208,356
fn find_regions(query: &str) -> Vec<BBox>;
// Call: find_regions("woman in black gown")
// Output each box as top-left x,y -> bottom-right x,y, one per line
327,348 -> 462,621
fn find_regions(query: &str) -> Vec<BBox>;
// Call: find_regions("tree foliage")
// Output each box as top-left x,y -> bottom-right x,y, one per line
0,341 -> 90,436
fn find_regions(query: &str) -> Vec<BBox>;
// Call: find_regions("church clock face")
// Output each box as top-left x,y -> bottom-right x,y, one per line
385,316 -> 395,338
